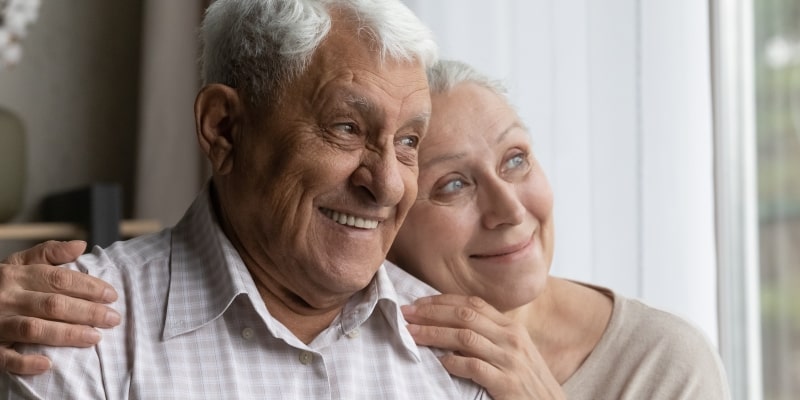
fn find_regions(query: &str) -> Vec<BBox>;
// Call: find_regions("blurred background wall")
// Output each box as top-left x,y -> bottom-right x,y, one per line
0,1 -> 143,253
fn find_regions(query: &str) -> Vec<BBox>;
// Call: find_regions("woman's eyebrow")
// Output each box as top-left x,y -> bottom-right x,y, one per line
495,122 -> 527,145
421,152 -> 465,170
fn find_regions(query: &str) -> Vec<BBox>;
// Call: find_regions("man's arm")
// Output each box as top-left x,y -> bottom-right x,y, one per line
0,241 -> 120,375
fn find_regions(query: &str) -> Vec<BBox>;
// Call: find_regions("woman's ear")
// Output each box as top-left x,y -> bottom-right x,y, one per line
194,84 -> 243,175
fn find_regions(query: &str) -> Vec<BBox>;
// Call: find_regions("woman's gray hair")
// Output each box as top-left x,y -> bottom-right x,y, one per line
201,0 -> 438,110
426,59 -> 507,97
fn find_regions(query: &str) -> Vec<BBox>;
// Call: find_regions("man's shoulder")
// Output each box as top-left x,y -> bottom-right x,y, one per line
72,229 -> 172,276
65,230 -> 174,313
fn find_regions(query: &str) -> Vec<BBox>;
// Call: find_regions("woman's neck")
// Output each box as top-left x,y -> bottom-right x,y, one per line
509,277 -> 613,384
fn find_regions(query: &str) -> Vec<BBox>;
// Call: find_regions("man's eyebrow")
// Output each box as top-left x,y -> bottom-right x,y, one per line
344,94 -> 377,115
343,93 -> 430,128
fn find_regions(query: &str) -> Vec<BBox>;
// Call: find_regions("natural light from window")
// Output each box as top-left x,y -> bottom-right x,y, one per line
755,1 -> 800,399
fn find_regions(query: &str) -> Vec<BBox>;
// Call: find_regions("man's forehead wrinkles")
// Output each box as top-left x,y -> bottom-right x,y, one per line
344,94 -> 375,113
333,86 -> 427,116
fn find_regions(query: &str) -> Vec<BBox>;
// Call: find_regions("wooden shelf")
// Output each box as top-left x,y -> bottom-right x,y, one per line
0,220 -> 162,241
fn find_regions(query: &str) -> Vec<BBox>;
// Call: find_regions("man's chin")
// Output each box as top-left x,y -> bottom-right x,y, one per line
325,258 -> 384,290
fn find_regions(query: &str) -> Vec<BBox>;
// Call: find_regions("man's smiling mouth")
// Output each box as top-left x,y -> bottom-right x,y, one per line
321,208 -> 380,229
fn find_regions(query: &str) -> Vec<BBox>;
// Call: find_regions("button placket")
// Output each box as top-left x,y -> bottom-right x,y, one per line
345,329 -> 360,339
241,327 -> 254,340
298,351 -> 313,365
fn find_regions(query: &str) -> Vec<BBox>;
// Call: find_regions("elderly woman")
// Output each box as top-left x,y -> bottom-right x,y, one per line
0,61 -> 728,399
389,60 -> 730,399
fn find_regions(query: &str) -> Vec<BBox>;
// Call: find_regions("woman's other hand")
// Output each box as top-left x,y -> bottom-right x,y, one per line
0,240 -> 120,375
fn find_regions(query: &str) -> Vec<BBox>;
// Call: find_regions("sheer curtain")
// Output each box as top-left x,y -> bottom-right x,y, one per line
404,0 -> 719,343
133,0 -> 206,226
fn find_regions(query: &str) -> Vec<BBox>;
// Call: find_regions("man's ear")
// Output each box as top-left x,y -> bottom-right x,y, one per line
194,84 -> 243,175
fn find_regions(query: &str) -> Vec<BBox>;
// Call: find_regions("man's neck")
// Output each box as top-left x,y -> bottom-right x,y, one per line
209,181 -> 351,343
254,282 -> 345,344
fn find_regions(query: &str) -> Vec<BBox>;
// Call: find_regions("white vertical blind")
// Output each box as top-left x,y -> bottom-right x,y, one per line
404,0 -> 719,344
711,0 -> 763,397
638,1 -> 718,343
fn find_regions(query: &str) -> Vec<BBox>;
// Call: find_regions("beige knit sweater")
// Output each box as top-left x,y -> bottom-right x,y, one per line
562,288 -> 731,399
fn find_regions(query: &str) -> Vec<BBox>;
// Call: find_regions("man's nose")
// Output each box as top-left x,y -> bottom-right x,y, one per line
350,147 -> 406,207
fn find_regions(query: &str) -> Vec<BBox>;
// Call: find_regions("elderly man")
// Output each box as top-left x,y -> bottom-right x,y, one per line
0,0 -> 487,398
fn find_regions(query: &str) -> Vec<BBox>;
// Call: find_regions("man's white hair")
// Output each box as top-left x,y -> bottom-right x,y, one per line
201,0 -> 438,109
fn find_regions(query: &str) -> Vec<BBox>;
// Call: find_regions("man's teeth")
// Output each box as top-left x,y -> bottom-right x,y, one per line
324,210 -> 379,229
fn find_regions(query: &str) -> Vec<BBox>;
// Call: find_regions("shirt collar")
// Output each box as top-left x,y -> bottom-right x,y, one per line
162,184 -> 248,340
336,265 -> 422,361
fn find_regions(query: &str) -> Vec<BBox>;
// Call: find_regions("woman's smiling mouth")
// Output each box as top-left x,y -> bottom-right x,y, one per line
471,234 -> 536,259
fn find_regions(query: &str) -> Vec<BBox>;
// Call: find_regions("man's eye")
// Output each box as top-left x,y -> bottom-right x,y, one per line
332,123 -> 357,134
397,136 -> 419,148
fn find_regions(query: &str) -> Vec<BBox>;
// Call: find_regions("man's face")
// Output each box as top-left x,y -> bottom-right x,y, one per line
218,24 -> 431,309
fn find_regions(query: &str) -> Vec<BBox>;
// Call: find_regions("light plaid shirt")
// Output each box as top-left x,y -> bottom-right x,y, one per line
2,186 -> 487,399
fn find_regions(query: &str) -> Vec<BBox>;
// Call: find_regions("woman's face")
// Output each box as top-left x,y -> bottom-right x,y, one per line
389,83 -> 554,311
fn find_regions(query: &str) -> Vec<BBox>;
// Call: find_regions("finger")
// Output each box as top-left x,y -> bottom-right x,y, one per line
0,316 -> 102,347
0,346 -> 52,376
5,291 -> 121,328
437,353 -> 507,394
4,240 -> 86,265
405,295 -> 519,346
440,352 -> 557,400
402,300 -> 508,337
413,294 -> 509,324
406,323 -> 500,361
1,263 -> 117,303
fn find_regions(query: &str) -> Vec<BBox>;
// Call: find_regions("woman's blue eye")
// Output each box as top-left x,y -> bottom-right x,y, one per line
441,179 -> 465,193
506,154 -> 526,169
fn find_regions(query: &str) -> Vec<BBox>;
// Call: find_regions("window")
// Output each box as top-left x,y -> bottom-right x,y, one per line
715,0 -> 800,399
755,1 -> 800,398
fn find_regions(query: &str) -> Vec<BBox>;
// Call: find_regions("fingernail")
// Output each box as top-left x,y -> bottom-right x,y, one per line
400,305 -> 415,315
414,296 -> 432,304
83,328 -> 101,344
104,310 -> 121,326
101,288 -> 118,303
405,324 -> 419,334
32,358 -> 52,372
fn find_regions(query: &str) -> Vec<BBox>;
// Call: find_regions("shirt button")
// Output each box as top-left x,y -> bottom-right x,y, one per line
298,351 -> 313,365
346,329 -> 360,339
241,327 -> 254,340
